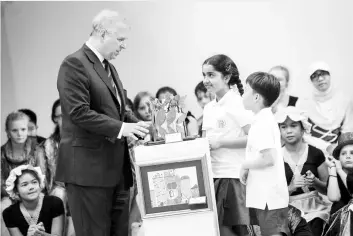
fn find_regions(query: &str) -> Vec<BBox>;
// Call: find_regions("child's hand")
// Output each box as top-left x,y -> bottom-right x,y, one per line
334,159 -> 343,171
289,175 -> 306,192
27,225 -> 37,236
36,222 -> 45,232
208,137 -> 221,150
239,166 -> 249,185
304,170 -> 316,187
325,156 -> 336,168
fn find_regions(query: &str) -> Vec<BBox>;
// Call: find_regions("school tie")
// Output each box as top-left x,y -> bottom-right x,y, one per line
103,59 -> 121,112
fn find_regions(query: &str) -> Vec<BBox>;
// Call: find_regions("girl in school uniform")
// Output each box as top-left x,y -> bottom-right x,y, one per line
201,54 -> 255,236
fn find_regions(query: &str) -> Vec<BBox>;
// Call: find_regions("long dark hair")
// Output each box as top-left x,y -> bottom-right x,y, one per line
50,99 -> 61,143
133,91 -> 152,121
203,54 -> 244,96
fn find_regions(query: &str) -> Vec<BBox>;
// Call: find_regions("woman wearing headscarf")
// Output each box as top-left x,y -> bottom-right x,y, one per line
296,62 -> 353,156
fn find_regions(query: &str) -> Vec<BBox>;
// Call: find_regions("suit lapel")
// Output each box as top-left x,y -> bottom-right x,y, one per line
82,45 -> 121,107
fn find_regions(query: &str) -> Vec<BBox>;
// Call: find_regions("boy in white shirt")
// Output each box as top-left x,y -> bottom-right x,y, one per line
240,72 -> 290,236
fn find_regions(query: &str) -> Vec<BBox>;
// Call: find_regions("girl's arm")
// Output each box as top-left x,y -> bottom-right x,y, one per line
49,215 -> 64,236
38,215 -> 64,236
327,166 -> 341,202
210,124 -> 250,149
314,162 -> 329,194
7,228 -> 24,236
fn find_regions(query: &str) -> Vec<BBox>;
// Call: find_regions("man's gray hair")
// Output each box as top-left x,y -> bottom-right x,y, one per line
90,9 -> 127,36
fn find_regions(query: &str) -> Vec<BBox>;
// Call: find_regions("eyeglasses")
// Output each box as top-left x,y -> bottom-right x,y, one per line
310,70 -> 330,82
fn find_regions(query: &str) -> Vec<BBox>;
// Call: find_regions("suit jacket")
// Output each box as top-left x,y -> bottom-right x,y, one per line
56,44 -> 139,188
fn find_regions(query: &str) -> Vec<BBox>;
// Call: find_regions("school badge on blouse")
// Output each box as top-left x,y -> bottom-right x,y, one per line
217,119 -> 226,129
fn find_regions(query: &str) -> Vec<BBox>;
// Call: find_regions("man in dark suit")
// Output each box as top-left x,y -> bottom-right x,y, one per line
56,9 -> 149,236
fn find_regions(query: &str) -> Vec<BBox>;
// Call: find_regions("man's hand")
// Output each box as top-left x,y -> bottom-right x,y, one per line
122,122 -> 150,140
239,166 -> 249,185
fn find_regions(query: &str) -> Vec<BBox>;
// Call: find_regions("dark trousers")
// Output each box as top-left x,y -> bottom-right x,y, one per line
67,180 -> 130,236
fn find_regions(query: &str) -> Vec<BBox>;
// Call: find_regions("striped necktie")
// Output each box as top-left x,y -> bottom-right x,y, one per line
103,60 -> 121,112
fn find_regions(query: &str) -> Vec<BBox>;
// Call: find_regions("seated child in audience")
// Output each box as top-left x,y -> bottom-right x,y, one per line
133,91 -> 153,122
288,205 -> 313,236
18,109 -> 46,144
276,106 -> 331,236
35,99 -> 64,199
35,99 -> 75,236
156,86 -> 199,136
2,165 -> 64,236
125,98 -> 134,113
1,111 -> 38,201
201,54 -> 256,236
194,81 -> 214,136
325,132 -> 353,236
240,72 -> 290,236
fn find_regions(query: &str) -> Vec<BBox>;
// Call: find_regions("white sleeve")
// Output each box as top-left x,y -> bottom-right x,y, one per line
227,97 -> 254,127
202,104 -> 212,131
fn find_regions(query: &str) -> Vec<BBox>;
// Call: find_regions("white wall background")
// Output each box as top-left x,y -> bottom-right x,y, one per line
1,0 -> 353,144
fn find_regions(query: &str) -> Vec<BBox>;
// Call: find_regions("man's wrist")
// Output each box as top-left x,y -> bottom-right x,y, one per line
117,122 -> 125,139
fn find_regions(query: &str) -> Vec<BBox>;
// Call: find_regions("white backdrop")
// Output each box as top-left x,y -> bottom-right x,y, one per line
1,0 -> 353,143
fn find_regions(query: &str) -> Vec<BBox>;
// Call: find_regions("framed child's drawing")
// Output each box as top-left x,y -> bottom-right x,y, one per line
136,155 -> 212,218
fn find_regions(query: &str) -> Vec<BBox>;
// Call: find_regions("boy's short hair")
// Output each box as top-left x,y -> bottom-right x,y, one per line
18,108 -> 37,125
246,72 -> 280,107
194,81 -> 207,97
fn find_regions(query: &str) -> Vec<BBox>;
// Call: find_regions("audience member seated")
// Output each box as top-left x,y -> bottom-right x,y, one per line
288,205 -> 313,236
156,86 -> 199,136
125,97 -> 134,113
35,99 -> 64,199
35,99 -> 75,236
18,109 -> 46,144
269,65 -> 298,113
296,62 -> 353,156
1,111 -> 38,201
194,81 -> 214,136
324,132 -> 353,236
276,106 -> 331,236
133,91 -> 153,122
2,165 -> 64,236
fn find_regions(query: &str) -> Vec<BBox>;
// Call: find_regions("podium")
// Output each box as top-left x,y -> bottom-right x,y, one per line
134,138 -> 219,236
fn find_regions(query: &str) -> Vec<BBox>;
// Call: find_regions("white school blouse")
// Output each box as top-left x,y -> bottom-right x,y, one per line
202,90 -> 253,179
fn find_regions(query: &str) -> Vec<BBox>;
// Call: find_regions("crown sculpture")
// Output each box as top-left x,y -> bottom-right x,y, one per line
148,93 -> 188,142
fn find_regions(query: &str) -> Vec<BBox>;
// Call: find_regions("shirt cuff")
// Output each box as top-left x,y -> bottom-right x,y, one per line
117,123 -> 125,139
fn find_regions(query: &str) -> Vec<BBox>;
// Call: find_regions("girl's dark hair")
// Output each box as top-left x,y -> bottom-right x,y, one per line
133,91 -> 153,121
126,98 -> 134,112
51,99 -> 61,143
194,81 -> 207,97
203,54 -> 244,96
14,169 -> 40,193
155,86 -> 177,99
